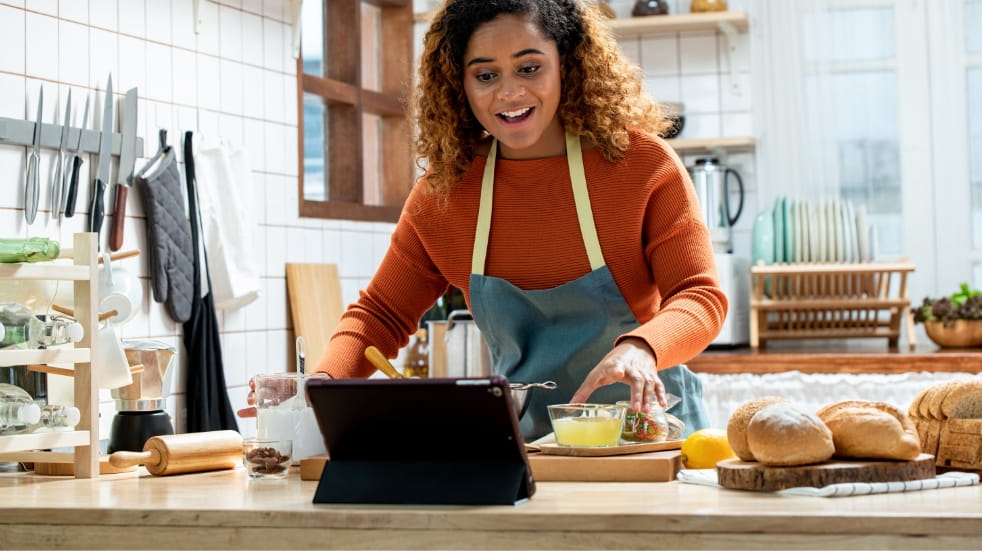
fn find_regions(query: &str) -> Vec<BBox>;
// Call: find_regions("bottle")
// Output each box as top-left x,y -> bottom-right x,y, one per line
31,404 -> 81,432
0,302 -> 83,350
632,0 -> 669,16
0,383 -> 42,435
0,237 -> 60,263
403,328 -> 429,378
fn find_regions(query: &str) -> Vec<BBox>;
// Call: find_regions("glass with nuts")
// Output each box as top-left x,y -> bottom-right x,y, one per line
242,438 -> 292,479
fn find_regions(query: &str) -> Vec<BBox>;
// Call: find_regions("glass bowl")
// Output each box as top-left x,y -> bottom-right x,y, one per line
616,400 -> 669,443
242,438 -> 292,479
547,403 -> 627,447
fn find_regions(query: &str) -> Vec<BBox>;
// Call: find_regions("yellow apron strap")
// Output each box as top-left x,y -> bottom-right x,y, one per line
566,132 -> 605,271
471,133 -> 605,276
472,140 -> 497,275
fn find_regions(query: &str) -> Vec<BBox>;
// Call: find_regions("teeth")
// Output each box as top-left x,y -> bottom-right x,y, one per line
500,107 -> 530,118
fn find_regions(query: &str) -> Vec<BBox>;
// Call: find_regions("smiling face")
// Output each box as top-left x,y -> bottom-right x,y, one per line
462,14 -> 566,160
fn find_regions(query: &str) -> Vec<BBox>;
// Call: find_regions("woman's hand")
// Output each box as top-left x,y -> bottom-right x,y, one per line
235,372 -> 331,418
569,337 -> 666,413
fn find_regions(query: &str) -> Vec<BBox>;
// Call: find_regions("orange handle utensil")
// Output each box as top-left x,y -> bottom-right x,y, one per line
364,346 -> 404,379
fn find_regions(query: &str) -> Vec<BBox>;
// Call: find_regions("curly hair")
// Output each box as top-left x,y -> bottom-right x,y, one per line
413,0 -> 671,195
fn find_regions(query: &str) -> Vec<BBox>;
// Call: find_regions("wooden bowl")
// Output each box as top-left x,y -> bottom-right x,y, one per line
924,320 -> 982,348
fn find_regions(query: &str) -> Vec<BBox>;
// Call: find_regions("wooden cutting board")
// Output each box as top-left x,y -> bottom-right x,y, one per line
528,449 -> 682,482
716,453 -> 936,491
528,439 -> 682,457
286,263 -> 344,369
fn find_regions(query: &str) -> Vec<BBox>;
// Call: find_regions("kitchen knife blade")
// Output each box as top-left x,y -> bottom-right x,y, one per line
89,75 -> 113,238
64,95 -> 89,218
25,86 -> 42,224
54,88 -> 72,220
109,87 -> 137,252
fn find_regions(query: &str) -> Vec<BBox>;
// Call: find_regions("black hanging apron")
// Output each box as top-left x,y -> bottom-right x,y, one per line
182,131 -> 239,433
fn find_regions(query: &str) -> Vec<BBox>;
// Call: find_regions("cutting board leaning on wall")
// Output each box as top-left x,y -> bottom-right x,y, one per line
286,263 -> 344,370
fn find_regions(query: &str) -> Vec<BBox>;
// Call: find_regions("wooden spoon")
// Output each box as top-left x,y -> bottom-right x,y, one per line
364,346 -> 404,379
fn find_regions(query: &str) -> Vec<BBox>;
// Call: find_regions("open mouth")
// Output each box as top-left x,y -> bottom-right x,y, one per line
497,107 -> 533,124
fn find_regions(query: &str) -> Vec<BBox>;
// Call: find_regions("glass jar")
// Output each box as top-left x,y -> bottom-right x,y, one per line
691,0 -> 729,13
617,400 -> 669,442
403,328 -> 429,378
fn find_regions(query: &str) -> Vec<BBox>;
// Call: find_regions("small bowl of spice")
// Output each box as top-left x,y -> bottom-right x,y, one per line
242,438 -> 292,479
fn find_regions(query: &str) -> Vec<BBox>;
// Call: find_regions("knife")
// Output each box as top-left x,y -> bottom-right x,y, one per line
89,75 -> 113,238
109,87 -> 137,252
24,86 -> 42,224
53,88 -> 72,220
64,95 -> 89,218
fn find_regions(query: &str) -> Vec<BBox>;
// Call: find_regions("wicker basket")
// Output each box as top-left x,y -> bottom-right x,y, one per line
750,261 -> 916,349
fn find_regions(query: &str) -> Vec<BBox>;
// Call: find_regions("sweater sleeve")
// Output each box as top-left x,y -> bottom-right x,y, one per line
617,142 -> 728,370
313,192 -> 450,378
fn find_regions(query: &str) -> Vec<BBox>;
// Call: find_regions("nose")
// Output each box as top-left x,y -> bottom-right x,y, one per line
496,76 -> 526,100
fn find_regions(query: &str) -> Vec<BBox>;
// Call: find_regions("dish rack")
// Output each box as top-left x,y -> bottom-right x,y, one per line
749,260 -> 916,349
0,233 -> 100,477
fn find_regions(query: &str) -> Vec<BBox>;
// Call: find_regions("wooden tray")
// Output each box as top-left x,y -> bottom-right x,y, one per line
716,453 -> 936,491
527,439 -> 682,457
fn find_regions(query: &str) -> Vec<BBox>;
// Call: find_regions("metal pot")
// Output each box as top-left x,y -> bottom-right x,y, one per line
426,310 -> 491,378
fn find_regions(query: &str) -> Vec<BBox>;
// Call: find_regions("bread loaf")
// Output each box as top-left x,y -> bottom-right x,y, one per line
939,378 -> 982,419
726,396 -> 789,461
745,403 -> 834,467
817,401 -> 920,461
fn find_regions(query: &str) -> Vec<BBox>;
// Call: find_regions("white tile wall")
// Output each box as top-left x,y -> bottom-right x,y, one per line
1,0 -> 393,443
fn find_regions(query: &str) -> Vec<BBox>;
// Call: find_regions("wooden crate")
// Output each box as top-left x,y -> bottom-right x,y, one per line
750,261 -> 916,349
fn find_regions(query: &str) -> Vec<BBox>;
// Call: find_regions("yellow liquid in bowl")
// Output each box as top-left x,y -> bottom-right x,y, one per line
552,416 -> 623,447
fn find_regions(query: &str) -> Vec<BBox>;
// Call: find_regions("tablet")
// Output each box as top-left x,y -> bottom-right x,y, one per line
306,375 -> 536,505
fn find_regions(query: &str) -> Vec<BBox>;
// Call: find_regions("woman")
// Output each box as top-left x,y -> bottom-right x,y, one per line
315,0 -> 726,440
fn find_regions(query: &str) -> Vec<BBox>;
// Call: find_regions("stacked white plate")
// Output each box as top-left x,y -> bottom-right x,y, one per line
751,196 -> 878,266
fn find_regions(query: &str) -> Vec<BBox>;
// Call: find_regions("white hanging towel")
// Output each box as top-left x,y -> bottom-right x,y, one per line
193,141 -> 262,311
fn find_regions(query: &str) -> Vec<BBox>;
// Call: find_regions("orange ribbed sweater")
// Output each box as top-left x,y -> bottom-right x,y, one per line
316,130 -> 727,378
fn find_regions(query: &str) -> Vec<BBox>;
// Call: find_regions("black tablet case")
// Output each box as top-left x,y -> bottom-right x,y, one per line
307,375 -> 535,505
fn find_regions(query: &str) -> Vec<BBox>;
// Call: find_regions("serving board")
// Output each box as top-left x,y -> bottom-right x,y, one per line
716,453 -> 936,491
528,439 -> 682,457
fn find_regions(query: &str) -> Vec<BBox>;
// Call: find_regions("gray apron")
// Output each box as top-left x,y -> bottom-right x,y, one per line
468,132 -> 709,440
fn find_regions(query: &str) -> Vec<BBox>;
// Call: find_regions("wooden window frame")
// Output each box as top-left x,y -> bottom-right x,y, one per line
298,0 -> 414,223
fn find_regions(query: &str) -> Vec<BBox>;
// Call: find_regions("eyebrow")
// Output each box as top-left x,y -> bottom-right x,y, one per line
466,48 -> 546,67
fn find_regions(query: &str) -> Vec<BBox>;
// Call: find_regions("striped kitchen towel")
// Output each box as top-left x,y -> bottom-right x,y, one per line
676,469 -> 979,497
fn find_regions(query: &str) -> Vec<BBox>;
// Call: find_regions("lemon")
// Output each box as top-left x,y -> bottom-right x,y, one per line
680,428 -> 736,469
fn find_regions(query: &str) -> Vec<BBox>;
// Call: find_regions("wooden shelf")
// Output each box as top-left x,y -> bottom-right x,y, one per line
0,233 -> 99,478
0,348 -> 89,368
667,136 -> 756,155
0,430 -> 90,453
608,11 -> 749,37
412,11 -> 750,35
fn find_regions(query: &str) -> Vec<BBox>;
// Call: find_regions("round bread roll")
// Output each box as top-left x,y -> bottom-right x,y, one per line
820,406 -> 921,460
746,403 -> 835,467
727,396 -> 790,461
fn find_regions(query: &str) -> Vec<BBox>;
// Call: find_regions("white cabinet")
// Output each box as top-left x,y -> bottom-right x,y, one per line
0,233 -> 100,477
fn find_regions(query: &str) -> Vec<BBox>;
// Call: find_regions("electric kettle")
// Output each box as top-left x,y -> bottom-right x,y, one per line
688,157 -> 744,253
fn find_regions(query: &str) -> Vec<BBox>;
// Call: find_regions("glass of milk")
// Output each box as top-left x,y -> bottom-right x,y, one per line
254,372 -> 326,463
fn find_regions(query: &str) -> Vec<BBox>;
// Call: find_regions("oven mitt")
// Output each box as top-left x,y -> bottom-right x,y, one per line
134,148 -> 195,323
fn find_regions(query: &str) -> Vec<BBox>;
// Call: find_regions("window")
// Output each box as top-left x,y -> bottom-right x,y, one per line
298,0 -> 414,222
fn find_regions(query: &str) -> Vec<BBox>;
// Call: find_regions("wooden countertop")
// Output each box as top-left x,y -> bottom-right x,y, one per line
1,466 -> 980,549
688,341 -> 982,374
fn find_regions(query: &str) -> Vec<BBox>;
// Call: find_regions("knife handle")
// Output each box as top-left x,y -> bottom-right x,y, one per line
65,156 -> 82,218
90,178 -> 106,235
109,185 -> 128,252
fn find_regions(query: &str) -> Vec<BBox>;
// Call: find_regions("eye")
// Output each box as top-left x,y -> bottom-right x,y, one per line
475,71 -> 497,83
518,64 -> 541,76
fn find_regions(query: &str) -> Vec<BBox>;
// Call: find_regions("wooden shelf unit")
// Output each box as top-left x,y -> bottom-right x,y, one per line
608,10 -> 749,36
0,233 -> 100,477
750,261 -> 916,350
667,136 -> 756,155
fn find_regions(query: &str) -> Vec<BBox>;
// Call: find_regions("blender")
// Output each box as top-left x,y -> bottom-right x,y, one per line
107,340 -> 176,453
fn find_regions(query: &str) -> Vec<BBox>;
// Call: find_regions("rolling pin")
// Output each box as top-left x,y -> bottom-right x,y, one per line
108,430 -> 243,476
